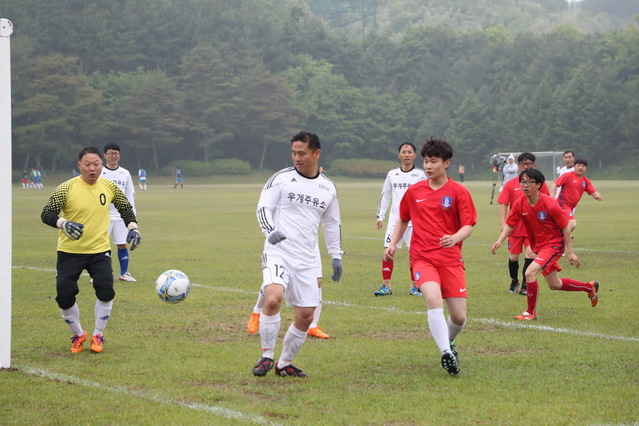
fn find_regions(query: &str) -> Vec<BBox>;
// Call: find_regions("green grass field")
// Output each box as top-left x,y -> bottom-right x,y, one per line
2,178 -> 638,424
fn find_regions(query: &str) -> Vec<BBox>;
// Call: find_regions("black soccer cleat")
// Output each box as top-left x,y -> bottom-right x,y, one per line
275,363 -> 309,378
252,357 -> 274,377
441,352 -> 460,376
509,280 -> 519,294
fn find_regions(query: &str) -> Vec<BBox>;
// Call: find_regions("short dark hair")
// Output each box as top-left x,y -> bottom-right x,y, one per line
291,131 -> 321,150
103,143 -> 121,153
519,168 -> 545,186
398,142 -> 416,153
79,147 -> 102,161
421,137 -> 452,161
518,152 -> 536,163
574,158 -> 588,166
563,150 -> 575,157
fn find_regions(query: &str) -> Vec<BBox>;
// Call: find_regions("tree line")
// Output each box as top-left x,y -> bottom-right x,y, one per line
5,0 -> 639,175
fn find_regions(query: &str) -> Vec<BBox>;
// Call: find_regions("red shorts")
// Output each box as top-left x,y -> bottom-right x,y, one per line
560,204 -> 575,218
507,235 -> 529,255
411,260 -> 467,299
534,247 -> 563,277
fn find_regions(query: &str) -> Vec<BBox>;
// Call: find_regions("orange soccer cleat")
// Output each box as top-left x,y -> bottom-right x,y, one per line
70,331 -> 88,353
247,312 -> 260,334
514,312 -> 537,321
588,281 -> 600,307
307,327 -> 330,339
90,334 -> 104,353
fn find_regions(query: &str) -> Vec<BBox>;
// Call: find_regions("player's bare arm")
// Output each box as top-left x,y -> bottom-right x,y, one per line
440,224 -> 474,249
562,226 -> 580,268
491,224 -> 514,254
591,191 -> 603,201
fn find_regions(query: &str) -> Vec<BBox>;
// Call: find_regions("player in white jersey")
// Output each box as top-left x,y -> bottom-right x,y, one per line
252,131 -> 343,378
102,143 -> 137,282
375,142 -> 427,296
555,150 -> 575,197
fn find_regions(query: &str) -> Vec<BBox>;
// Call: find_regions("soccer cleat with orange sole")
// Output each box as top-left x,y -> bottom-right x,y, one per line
247,312 -> 260,334
307,326 -> 330,339
70,331 -> 88,353
588,281 -> 599,307
90,334 -> 104,353
514,312 -> 537,321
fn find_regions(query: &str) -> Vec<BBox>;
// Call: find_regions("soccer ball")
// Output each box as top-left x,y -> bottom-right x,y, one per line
156,270 -> 190,303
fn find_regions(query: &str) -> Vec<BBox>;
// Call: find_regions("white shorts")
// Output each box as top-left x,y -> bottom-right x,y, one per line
261,252 -> 320,308
384,222 -> 412,249
108,217 -> 128,245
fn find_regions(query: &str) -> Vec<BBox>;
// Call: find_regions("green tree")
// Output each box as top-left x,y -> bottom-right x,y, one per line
12,53 -> 106,172
178,43 -> 238,162
116,70 -> 186,171
445,91 -> 492,169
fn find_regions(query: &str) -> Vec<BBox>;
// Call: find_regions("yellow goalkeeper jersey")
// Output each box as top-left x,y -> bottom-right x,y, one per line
41,177 -> 137,254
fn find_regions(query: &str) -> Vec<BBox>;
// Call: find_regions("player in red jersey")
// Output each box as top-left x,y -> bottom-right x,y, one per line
491,169 -> 599,321
496,152 -> 550,295
385,137 -> 477,376
550,158 -> 603,233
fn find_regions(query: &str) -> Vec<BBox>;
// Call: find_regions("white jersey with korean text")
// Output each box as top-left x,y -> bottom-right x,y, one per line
376,166 -> 427,224
101,165 -> 136,218
257,167 -> 343,266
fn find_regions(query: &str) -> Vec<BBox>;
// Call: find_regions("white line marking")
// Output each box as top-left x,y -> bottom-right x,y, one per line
19,366 -> 276,425
15,266 -> 639,343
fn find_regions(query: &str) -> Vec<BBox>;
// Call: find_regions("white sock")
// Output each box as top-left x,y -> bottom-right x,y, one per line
61,303 -> 83,335
447,316 -> 466,343
277,324 -> 307,369
427,308 -> 451,355
253,291 -> 265,314
259,313 -> 280,359
93,299 -> 113,336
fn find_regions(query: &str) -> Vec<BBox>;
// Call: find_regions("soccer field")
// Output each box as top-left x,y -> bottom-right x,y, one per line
2,179 -> 638,424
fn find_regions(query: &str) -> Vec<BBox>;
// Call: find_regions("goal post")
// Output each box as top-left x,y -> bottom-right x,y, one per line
0,18 -> 13,369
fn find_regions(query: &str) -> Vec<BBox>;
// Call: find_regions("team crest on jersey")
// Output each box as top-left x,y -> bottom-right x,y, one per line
441,196 -> 453,209
538,211 -> 547,220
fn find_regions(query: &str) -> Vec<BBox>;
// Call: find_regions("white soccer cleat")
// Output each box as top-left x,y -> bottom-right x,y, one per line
119,272 -> 137,282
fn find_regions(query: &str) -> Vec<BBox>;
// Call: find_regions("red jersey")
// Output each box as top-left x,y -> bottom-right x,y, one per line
506,193 -> 569,254
497,177 -> 549,237
399,177 -> 477,266
554,171 -> 596,211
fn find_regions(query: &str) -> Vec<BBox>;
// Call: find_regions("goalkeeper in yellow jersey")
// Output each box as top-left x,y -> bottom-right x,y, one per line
41,147 -> 141,354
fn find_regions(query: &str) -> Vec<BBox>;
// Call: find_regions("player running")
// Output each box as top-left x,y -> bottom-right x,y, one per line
550,158 -> 602,233
252,131 -> 343,378
491,169 -> 599,321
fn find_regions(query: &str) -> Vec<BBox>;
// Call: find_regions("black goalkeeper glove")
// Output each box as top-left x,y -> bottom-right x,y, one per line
56,218 -> 84,240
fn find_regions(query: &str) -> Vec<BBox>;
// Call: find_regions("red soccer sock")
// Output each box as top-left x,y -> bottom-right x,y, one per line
560,278 -> 592,292
382,260 -> 394,281
526,280 -> 539,315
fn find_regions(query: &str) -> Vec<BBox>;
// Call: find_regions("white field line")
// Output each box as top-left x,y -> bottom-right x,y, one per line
14,265 -> 639,343
18,366 -> 275,425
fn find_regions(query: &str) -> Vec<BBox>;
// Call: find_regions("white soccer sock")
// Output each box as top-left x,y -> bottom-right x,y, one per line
61,303 -> 83,335
447,316 -> 466,343
93,299 -> 113,336
259,313 -> 280,359
277,324 -> 308,369
427,308 -> 451,354
253,291 -> 265,314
